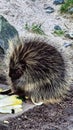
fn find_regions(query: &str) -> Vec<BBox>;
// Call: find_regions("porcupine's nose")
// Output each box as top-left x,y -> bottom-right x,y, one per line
9,68 -> 23,81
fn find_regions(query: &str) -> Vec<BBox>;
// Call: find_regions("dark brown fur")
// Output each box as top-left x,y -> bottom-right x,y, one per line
4,36 -> 72,104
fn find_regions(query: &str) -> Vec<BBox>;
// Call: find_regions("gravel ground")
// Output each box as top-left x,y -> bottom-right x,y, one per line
7,89 -> 73,130
0,0 -> 73,37
0,89 -> 73,130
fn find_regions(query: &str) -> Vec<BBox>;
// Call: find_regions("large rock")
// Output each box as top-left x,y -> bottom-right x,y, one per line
0,15 -> 20,55
0,15 -> 20,84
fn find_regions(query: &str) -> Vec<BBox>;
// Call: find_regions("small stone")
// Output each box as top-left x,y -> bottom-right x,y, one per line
54,26 -> 64,36
18,118 -> 21,121
31,0 -> 36,1
68,8 -> 73,14
4,120 -> 9,124
64,42 -> 72,48
44,6 -> 55,14
53,0 -> 64,5
65,32 -> 73,39
54,25 -> 62,30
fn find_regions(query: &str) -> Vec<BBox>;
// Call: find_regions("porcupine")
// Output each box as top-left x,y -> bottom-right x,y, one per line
3,35 -> 73,105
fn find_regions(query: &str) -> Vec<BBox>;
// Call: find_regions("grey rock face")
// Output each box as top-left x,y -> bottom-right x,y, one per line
0,15 -> 20,84
0,15 -> 20,54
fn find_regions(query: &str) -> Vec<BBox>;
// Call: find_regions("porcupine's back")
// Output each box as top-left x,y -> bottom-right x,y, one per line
5,35 -> 73,104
